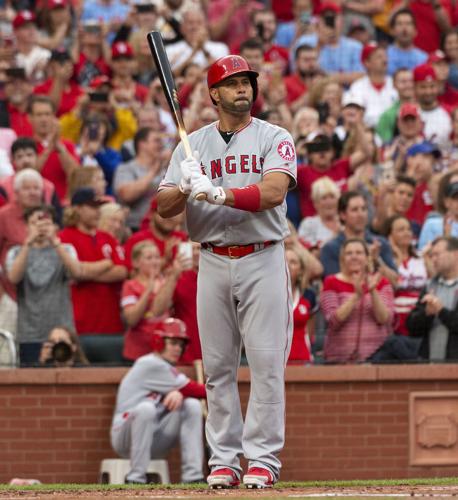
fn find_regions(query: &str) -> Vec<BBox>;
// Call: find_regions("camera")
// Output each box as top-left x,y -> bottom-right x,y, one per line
87,121 -> 100,140
52,341 -> 73,363
316,102 -> 330,124
89,92 -> 109,103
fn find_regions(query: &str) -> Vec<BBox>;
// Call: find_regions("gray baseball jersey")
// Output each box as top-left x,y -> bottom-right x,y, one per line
159,117 -> 297,245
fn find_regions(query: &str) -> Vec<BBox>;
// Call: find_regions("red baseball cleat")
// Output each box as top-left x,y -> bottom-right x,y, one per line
207,467 -> 240,489
243,467 -> 275,489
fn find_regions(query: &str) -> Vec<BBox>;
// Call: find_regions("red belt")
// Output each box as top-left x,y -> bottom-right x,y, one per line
201,241 -> 275,259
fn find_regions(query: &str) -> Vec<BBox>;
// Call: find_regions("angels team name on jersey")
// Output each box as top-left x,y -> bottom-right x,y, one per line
207,155 -> 264,179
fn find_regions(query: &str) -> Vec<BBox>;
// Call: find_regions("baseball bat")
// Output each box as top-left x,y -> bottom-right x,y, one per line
146,31 -> 206,201
193,359 -> 208,419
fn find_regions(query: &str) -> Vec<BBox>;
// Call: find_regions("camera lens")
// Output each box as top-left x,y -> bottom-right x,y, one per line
52,341 -> 73,363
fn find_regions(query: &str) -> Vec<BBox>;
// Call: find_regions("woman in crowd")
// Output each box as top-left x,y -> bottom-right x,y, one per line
98,202 -> 129,244
120,241 -> 189,362
286,246 -> 314,364
442,30 -> 458,90
39,325 -> 89,367
298,177 -> 341,251
385,215 -> 429,335
321,238 -> 394,363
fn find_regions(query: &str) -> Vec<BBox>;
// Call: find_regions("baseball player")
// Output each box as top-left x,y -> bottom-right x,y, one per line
157,55 -> 296,489
110,318 -> 206,484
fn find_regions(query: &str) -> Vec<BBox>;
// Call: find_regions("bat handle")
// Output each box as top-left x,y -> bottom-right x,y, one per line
179,130 -> 207,201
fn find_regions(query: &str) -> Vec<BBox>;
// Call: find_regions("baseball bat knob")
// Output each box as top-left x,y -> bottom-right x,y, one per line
195,192 -> 207,201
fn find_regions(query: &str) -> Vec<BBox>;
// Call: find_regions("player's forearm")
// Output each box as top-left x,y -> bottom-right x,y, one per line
157,187 -> 188,217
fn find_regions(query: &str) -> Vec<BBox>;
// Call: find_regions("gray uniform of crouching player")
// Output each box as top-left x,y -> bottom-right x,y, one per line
110,319 -> 206,484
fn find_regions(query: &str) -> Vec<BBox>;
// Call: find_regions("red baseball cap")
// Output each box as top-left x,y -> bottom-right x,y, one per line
413,63 -> 437,82
428,50 -> 447,64
13,10 -> 36,29
316,2 -> 341,15
361,42 -> 380,64
48,0 -> 67,9
398,103 -> 420,119
111,42 -> 134,59
89,75 -> 112,89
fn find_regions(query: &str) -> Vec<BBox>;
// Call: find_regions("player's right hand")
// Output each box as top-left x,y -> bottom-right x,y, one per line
179,151 -> 201,195
162,390 -> 183,411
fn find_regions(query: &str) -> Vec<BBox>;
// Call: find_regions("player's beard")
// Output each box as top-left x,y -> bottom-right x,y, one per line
220,95 -> 253,114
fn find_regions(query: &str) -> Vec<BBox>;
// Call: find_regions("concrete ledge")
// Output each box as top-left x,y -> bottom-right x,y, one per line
0,363 -> 455,385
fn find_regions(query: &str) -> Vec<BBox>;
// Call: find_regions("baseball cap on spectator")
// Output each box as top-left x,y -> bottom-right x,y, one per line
398,103 -> 420,119
13,10 -> 36,29
89,75 -> 112,89
446,182 -> 458,198
48,0 -> 67,9
428,50 -> 446,64
347,19 -> 368,37
361,42 -> 380,64
306,133 -> 333,153
406,141 -> 441,158
316,2 -> 341,15
342,93 -> 365,109
71,188 -> 106,206
111,42 -> 134,59
413,63 -> 437,82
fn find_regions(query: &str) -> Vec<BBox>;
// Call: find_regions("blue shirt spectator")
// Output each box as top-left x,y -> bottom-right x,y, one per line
387,45 -> 427,76
292,33 -> 363,75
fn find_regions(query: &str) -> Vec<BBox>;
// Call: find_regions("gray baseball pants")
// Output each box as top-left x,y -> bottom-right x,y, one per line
197,242 -> 292,480
111,398 -> 204,483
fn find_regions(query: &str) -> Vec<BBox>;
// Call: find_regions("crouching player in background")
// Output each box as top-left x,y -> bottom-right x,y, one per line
110,318 -> 206,484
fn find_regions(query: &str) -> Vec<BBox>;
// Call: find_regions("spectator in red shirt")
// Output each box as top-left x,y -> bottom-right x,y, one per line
321,238 -> 394,363
428,50 -> 458,114
110,42 -> 149,107
74,21 -> 111,87
59,187 -> 128,363
297,128 -> 369,217
4,67 -> 34,137
124,198 -> 187,270
29,95 -> 80,201
173,241 -> 202,364
284,44 -> 322,113
120,240 -> 188,362
286,246 -> 313,364
34,49 -> 84,117
405,141 -> 442,226
408,0 -> 453,53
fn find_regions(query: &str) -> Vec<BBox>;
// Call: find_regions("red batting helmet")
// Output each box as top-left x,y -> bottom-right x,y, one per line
207,55 -> 259,104
150,318 -> 189,352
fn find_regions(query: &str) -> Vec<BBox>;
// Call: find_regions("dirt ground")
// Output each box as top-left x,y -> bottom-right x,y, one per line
2,484 -> 458,500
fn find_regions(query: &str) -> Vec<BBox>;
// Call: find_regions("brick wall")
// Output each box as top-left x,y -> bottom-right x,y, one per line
1,365 -> 458,484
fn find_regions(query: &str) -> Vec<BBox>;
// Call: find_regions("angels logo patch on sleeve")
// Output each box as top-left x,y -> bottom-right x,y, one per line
277,140 -> 295,162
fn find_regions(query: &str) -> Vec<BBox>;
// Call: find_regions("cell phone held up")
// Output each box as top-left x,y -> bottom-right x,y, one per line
178,242 -> 193,270
87,121 -> 100,141
89,91 -> 109,103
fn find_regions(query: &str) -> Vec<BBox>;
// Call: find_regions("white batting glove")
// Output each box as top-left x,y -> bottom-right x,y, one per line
179,151 -> 201,195
191,175 -> 226,205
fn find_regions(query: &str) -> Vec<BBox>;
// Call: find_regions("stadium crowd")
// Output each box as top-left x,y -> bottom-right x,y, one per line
1,0 -> 458,366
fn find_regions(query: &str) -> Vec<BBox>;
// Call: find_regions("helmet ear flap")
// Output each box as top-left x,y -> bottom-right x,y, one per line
150,333 -> 164,353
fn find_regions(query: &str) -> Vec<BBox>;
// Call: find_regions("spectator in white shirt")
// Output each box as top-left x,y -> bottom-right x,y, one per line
13,11 -> 51,84
165,9 -> 229,76
414,63 -> 452,149
346,42 -> 398,128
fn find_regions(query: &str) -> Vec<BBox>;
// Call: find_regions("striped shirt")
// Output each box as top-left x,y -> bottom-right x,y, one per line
321,275 -> 394,363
